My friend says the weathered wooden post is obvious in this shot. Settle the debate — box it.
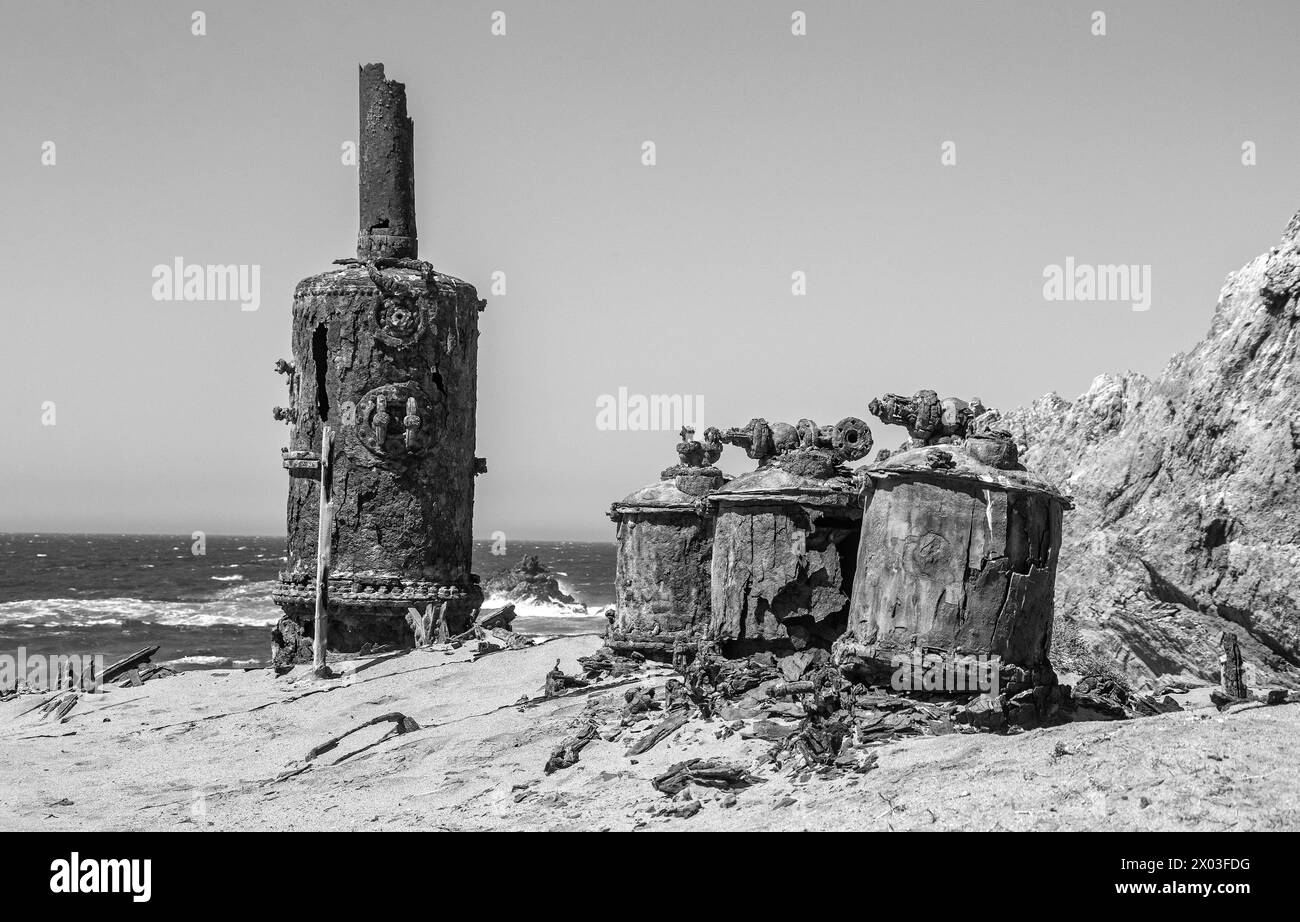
[272,64,487,664]
[313,426,333,674]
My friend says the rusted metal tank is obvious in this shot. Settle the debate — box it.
[707,465,864,656]
[605,431,725,660]
[704,416,873,656]
[838,444,1072,675]
[270,65,485,659]
[608,477,718,657]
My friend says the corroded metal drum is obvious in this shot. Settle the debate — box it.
[608,477,717,657]
[708,466,863,655]
[273,263,484,649]
[605,431,726,660]
[839,444,1072,672]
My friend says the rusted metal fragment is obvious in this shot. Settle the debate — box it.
[709,495,861,653]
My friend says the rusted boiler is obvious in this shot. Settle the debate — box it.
[271,64,486,659]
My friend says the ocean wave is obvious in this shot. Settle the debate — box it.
[0,582,281,628]
[0,584,610,635]
[161,655,235,668]
[483,594,608,637]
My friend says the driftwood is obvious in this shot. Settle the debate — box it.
[305,712,419,762]
[652,759,761,796]
[544,719,598,774]
[516,675,646,710]
[133,664,177,685]
[114,663,177,688]
[470,626,531,659]
[102,645,161,683]
[51,696,79,723]
[449,604,517,644]
[33,692,79,723]
[626,711,689,756]
[313,426,335,674]
[13,696,57,719]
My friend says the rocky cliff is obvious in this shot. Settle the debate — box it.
[1002,213,1300,689]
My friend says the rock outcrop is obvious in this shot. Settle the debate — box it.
[1001,212,1300,689]
[483,556,582,609]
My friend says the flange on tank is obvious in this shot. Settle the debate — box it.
[707,416,873,656]
[606,427,727,661]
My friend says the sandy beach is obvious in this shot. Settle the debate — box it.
[2,636,1297,832]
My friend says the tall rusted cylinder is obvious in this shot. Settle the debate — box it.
[357,63,417,261]
[272,65,484,659]
[839,445,1071,674]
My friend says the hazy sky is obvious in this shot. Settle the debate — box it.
[2,0,1298,540]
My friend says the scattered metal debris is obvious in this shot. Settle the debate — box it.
[652,759,762,796]
[544,719,599,774]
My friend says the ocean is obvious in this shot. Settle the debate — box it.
[0,534,615,670]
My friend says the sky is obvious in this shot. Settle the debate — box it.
[1,0,1298,540]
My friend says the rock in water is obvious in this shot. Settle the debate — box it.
[1002,212,1300,689]
[483,556,582,608]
